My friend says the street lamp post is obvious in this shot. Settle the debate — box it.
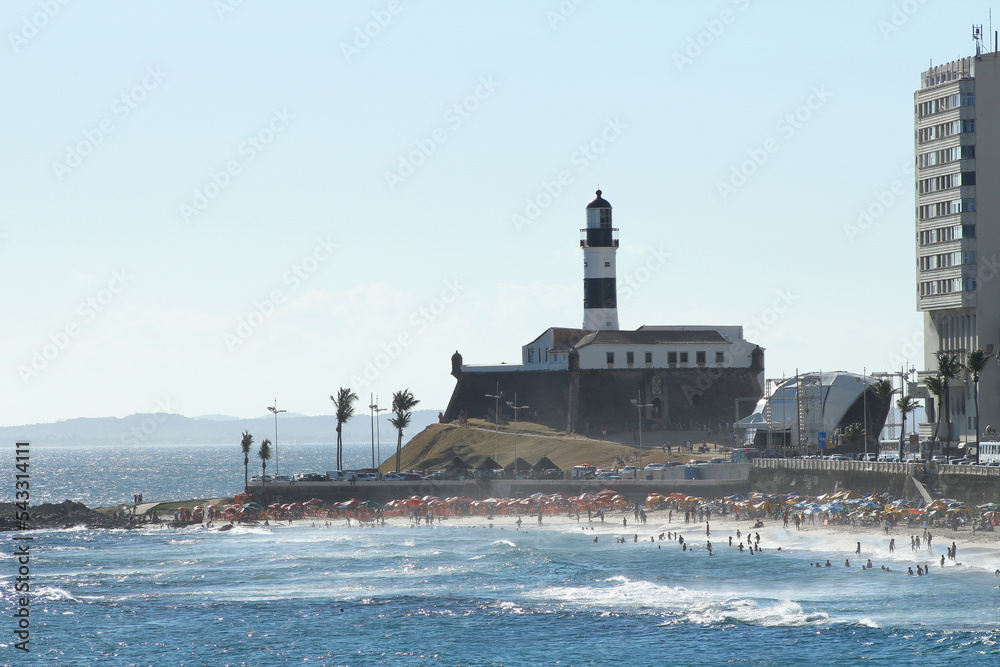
[631,392,652,472]
[267,400,287,477]
[485,383,504,464]
[368,394,376,469]
[506,393,529,480]
[372,398,386,475]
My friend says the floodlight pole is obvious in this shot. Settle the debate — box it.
[631,391,653,471]
[507,393,529,480]
[485,383,504,463]
[267,400,287,477]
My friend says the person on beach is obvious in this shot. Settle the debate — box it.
[856,542,861,555]
[889,538,895,553]
[516,517,522,529]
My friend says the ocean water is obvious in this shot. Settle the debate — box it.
[1,442,376,508]
[3,517,1000,665]
[3,445,1000,665]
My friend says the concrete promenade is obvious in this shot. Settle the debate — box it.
[248,459,1000,506]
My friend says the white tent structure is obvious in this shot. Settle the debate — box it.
[735,371,887,453]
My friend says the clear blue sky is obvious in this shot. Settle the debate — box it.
[1,0,991,426]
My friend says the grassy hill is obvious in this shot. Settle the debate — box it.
[380,418,723,472]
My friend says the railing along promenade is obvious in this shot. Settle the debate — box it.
[753,458,1000,477]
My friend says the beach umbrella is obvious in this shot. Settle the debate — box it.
[475,456,503,471]
[360,500,381,508]
[446,456,474,470]
[532,456,561,471]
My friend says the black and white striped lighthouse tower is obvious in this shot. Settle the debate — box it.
[580,189,619,330]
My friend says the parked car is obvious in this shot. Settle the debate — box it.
[272,474,292,482]
[620,466,640,479]
[249,474,272,483]
[382,472,408,481]
[597,472,622,480]
[425,470,445,480]
[295,472,326,482]
[643,463,666,471]
[708,457,727,464]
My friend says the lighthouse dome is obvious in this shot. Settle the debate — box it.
[586,189,611,209]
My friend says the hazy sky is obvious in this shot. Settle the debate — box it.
[2,1,991,427]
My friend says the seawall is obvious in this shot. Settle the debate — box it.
[250,460,1000,506]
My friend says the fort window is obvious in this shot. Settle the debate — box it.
[668,351,677,364]
[626,351,634,366]
[716,351,724,363]
[696,351,706,364]
[679,352,688,363]
[606,351,614,366]
[645,352,653,365]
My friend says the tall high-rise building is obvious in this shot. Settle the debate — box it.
[915,46,999,448]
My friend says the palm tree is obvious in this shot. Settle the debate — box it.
[389,388,420,473]
[258,438,272,501]
[966,348,994,462]
[870,378,896,458]
[923,374,946,459]
[240,430,254,488]
[331,387,358,471]
[936,352,962,456]
[896,395,920,457]
[842,422,864,460]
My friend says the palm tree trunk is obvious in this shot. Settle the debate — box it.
[395,430,402,473]
[244,455,249,488]
[974,380,981,463]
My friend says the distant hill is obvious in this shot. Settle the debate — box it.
[0,410,442,447]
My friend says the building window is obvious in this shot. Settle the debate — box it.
[668,352,677,364]
[645,352,653,364]
[716,351,724,363]
[607,352,614,366]
[626,351,634,366]
[696,351,706,364]
[679,352,689,363]
[604,261,610,267]
[527,348,534,363]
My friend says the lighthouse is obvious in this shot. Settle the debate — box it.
[581,189,619,330]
